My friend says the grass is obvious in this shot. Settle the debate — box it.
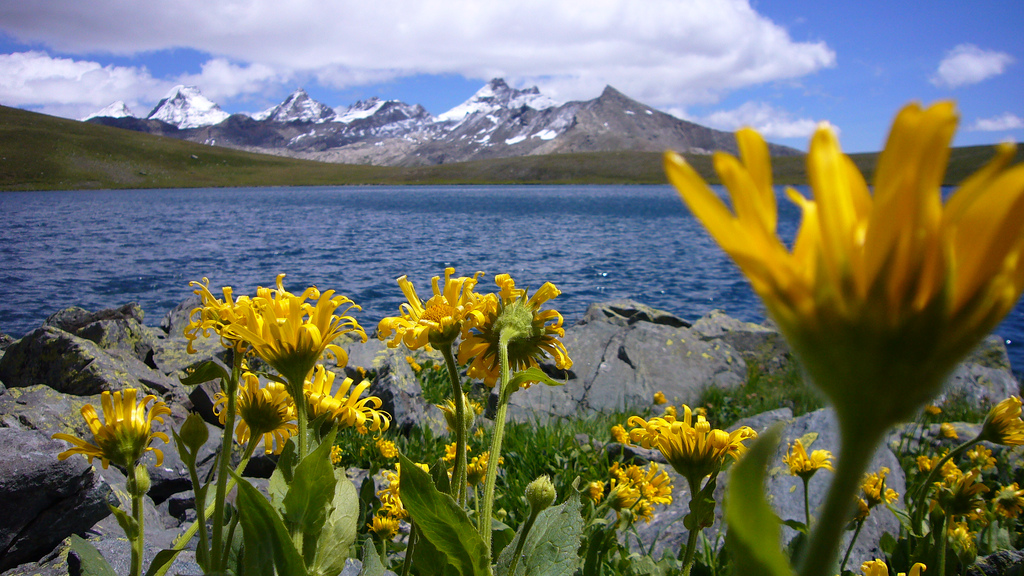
[3,104,1021,191]
[697,363,827,429]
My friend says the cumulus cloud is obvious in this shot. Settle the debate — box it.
[931,44,1014,88]
[970,112,1024,132]
[176,58,288,102]
[0,0,835,110]
[696,101,823,139]
[0,51,167,118]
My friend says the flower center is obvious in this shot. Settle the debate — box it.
[422,302,458,324]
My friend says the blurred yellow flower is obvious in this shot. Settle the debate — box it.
[376,438,399,460]
[458,274,572,387]
[611,424,630,444]
[931,468,989,517]
[993,482,1024,519]
[368,513,401,540]
[466,451,498,487]
[783,438,834,480]
[405,355,422,373]
[653,391,667,405]
[627,405,756,488]
[947,521,976,557]
[925,405,942,416]
[861,560,926,576]
[53,388,170,469]
[213,372,297,455]
[940,422,959,440]
[965,445,996,471]
[916,453,959,480]
[378,267,484,349]
[979,396,1024,445]
[305,365,390,433]
[586,480,605,504]
[330,445,343,466]
[861,467,898,508]
[665,101,1024,432]
[222,274,365,388]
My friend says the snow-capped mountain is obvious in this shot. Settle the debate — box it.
[86,78,800,166]
[147,86,230,129]
[82,101,135,121]
[253,88,335,123]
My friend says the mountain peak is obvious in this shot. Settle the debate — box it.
[83,100,135,121]
[437,78,559,122]
[147,85,229,129]
[255,88,335,123]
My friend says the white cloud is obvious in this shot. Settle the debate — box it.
[0,0,836,111]
[970,112,1024,132]
[931,44,1014,88]
[176,59,287,102]
[696,101,823,139]
[0,51,168,118]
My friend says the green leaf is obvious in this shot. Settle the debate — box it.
[70,534,118,576]
[230,469,309,576]
[180,359,230,386]
[504,367,565,402]
[282,428,339,562]
[399,453,489,576]
[310,467,360,576]
[108,503,138,540]
[358,538,387,576]
[143,549,183,576]
[724,423,794,576]
[496,491,583,576]
[489,518,516,559]
[430,457,452,495]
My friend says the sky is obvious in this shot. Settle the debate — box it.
[0,0,1020,153]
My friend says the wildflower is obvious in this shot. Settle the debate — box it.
[861,467,898,508]
[443,441,460,463]
[368,513,401,540]
[931,468,989,518]
[331,445,344,466]
[458,274,572,387]
[662,405,677,419]
[979,396,1024,445]
[376,438,399,460]
[378,267,485,349]
[466,452,499,487]
[947,521,976,557]
[925,405,942,416]
[611,424,630,444]
[861,560,926,576]
[213,372,297,455]
[53,389,170,469]
[221,274,366,390]
[993,482,1024,519]
[405,355,422,372]
[436,394,475,434]
[665,102,1024,435]
[965,445,996,471]
[940,422,959,439]
[184,277,253,353]
[377,467,407,520]
[916,453,959,480]
[783,438,834,480]
[586,480,605,504]
[526,475,557,512]
[653,391,667,405]
[305,365,391,433]
[627,404,756,489]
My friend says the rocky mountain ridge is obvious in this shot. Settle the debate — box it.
[86,79,800,167]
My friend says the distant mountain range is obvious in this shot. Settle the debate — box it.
[85,79,800,166]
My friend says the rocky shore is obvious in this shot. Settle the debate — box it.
[0,298,1020,576]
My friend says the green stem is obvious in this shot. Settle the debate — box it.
[680,524,701,576]
[440,343,469,506]
[839,519,864,573]
[127,465,145,576]
[506,509,540,576]
[802,476,812,528]
[797,423,883,576]
[210,352,242,572]
[401,524,418,576]
[937,513,949,576]
[479,333,513,563]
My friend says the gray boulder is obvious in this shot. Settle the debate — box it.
[0,427,116,571]
[966,550,1024,576]
[0,326,178,397]
[0,385,99,439]
[45,303,157,364]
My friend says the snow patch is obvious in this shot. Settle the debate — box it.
[83,100,135,121]
[505,135,527,145]
[532,129,557,140]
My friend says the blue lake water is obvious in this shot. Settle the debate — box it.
[2,185,1023,374]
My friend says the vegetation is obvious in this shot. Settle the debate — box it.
[2,105,1020,191]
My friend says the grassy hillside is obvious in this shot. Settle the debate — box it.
[1,105,1019,191]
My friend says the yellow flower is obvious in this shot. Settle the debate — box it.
[940,422,959,440]
[458,274,572,388]
[53,389,170,469]
[405,355,423,373]
[330,445,344,466]
[653,391,667,405]
[213,372,297,455]
[611,424,630,444]
[783,438,834,480]
[443,441,459,463]
[626,405,756,488]
[378,267,485,349]
[184,277,254,353]
[925,405,942,416]
[221,274,366,389]
[861,467,898,508]
[376,438,399,460]
[436,394,475,433]
[916,453,959,480]
[377,467,407,520]
[979,396,1024,445]
[993,482,1024,519]
[586,480,605,504]
[947,521,976,557]
[931,468,989,518]
[860,560,926,576]
[965,445,996,471]
[368,513,401,540]
[665,102,1024,433]
[305,365,391,433]
[466,451,498,487]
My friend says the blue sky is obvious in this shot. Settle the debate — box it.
[0,0,1019,153]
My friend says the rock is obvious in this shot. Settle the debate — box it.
[45,304,156,364]
[0,427,116,571]
[160,295,202,337]
[691,309,793,374]
[0,539,73,576]
[966,549,1024,576]
[579,299,691,328]
[0,331,14,350]
[0,326,178,397]
[0,385,100,439]
[92,465,184,551]
[939,336,1020,406]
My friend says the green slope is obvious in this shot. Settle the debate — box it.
[1,105,1019,191]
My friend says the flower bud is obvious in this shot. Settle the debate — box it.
[525,475,556,512]
[129,464,151,497]
[178,413,209,456]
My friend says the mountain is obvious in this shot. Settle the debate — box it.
[147,85,230,129]
[82,101,135,121]
[86,79,800,165]
[252,88,335,123]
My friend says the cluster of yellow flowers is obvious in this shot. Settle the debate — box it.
[589,461,673,524]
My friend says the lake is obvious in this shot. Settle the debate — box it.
[2,185,1023,374]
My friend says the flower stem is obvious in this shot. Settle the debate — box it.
[802,476,812,528]
[440,343,468,506]
[797,423,883,576]
[839,519,864,573]
[680,524,701,576]
[127,465,145,576]
[479,333,513,563]
[210,352,242,572]
[506,508,541,576]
